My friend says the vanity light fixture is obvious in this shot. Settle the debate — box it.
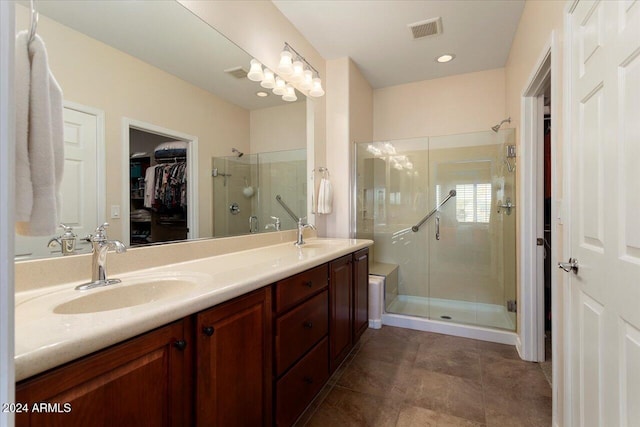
[309,77,325,97]
[260,69,276,88]
[436,53,456,63]
[283,84,297,102]
[273,77,286,95]
[300,69,313,90]
[248,42,325,100]
[291,60,304,83]
[278,50,294,75]
[247,59,264,81]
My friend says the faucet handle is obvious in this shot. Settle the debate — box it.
[93,223,110,241]
[59,223,76,239]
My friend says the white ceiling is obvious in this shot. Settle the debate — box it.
[272,0,525,89]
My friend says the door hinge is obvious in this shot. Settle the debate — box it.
[537,238,544,246]
[507,300,517,313]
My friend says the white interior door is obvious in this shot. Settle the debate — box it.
[566,1,640,426]
[15,107,99,258]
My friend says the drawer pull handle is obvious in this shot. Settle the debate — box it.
[304,281,313,288]
[303,321,313,329]
[202,326,215,336]
[303,376,314,384]
[173,340,187,351]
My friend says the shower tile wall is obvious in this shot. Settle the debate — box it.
[212,156,257,237]
[213,149,306,237]
[258,154,307,230]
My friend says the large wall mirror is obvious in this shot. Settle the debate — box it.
[15,0,309,260]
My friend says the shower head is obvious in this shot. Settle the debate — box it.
[231,148,244,157]
[492,117,511,133]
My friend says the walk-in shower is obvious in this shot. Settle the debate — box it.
[354,129,517,342]
[212,148,306,237]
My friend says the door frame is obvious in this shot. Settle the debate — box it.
[121,118,199,246]
[518,30,563,424]
[0,2,15,425]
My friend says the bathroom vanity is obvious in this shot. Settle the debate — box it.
[14,238,370,427]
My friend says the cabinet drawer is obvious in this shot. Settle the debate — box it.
[275,264,328,313]
[276,338,329,427]
[275,290,328,376]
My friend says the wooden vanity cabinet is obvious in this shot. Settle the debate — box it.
[195,287,272,427]
[353,248,369,343]
[15,247,369,427]
[329,254,353,372]
[273,264,329,427]
[15,319,192,427]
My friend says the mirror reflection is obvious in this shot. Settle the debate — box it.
[14,0,308,260]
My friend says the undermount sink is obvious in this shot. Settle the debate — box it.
[53,277,200,314]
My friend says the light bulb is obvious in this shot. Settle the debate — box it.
[300,69,313,90]
[309,77,325,97]
[247,59,264,82]
[277,50,293,76]
[260,69,275,88]
[290,60,304,83]
[282,84,297,102]
[273,77,286,95]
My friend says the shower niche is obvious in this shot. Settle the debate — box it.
[354,129,517,332]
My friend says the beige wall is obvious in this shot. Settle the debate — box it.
[250,101,306,153]
[373,68,507,141]
[16,5,250,241]
[325,58,373,238]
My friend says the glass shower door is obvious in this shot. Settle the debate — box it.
[427,130,516,330]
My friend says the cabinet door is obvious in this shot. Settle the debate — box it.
[329,254,353,372]
[196,287,272,427]
[16,320,192,427]
[353,248,369,343]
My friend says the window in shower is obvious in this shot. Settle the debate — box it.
[455,183,492,223]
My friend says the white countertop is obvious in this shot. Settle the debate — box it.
[15,238,372,382]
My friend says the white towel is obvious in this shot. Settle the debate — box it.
[15,32,64,236]
[317,177,333,214]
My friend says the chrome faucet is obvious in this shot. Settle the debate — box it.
[265,216,281,231]
[47,223,77,255]
[76,223,126,290]
[296,217,316,246]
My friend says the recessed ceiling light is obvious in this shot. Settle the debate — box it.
[436,54,455,63]
[256,91,269,97]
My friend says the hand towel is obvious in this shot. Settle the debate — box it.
[15,32,32,224]
[317,177,333,214]
[15,32,64,236]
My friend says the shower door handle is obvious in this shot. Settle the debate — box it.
[435,216,440,240]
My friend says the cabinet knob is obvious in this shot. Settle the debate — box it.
[202,326,215,336]
[303,376,314,384]
[304,281,313,288]
[173,340,187,351]
[303,321,313,329]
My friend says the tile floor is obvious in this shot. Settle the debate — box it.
[296,326,552,427]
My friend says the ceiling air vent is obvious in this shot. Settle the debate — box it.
[408,17,443,40]
[224,66,248,79]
